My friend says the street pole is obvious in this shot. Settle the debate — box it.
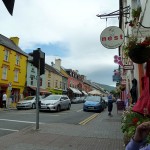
[36,61,40,130]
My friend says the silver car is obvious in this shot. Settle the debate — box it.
[40,95,71,112]
[16,96,42,110]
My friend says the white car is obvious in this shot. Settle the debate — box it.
[16,96,42,110]
[40,95,71,112]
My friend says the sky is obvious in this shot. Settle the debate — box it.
[0,0,120,87]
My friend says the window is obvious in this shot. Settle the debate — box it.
[4,50,9,61]
[48,80,50,87]
[55,80,58,88]
[40,78,42,86]
[16,54,20,65]
[30,75,35,85]
[60,81,62,89]
[31,67,35,73]
[2,66,8,79]
[48,72,51,78]
[14,69,19,82]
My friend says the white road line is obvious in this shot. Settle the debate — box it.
[77,109,83,112]
[0,119,45,124]
[0,128,19,132]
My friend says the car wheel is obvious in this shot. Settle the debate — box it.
[32,103,36,109]
[57,105,61,112]
[67,104,71,110]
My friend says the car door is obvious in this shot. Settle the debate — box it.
[60,97,65,109]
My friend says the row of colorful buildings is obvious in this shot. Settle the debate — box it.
[0,34,106,107]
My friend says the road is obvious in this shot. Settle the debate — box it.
[0,103,100,137]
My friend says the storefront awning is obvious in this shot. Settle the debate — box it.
[28,86,50,93]
[82,91,88,95]
[69,87,82,94]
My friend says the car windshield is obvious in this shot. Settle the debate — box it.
[43,95,61,100]
[24,96,35,100]
[85,96,100,102]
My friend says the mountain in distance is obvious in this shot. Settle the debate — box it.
[99,84,116,92]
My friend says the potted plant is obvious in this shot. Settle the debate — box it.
[121,106,150,146]
[132,7,142,21]
[123,36,150,64]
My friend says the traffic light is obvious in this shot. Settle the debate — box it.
[29,48,45,75]
[2,0,15,15]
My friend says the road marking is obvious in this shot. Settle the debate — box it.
[0,128,19,132]
[79,113,99,125]
[0,119,45,124]
[76,109,82,112]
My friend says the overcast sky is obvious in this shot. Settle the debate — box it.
[0,0,120,86]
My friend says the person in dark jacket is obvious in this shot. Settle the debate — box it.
[107,93,113,116]
[130,78,138,104]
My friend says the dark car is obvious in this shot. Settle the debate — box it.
[83,96,105,112]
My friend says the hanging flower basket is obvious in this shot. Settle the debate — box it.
[128,45,150,64]
[123,37,150,64]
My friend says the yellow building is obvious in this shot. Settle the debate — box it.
[0,34,28,107]
[45,63,63,94]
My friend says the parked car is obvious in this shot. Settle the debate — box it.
[71,97,86,104]
[40,95,71,112]
[16,95,42,110]
[83,96,105,112]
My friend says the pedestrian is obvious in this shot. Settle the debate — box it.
[2,92,7,108]
[125,121,150,150]
[107,93,113,116]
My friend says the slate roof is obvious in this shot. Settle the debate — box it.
[45,63,62,76]
[0,34,28,57]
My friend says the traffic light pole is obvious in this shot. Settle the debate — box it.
[36,61,40,130]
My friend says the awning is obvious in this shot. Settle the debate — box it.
[28,86,50,93]
[69,87,82,94]
[82,91,88,95]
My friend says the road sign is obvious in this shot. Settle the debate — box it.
[132,27,150,37]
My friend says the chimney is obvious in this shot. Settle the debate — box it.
[10,37,19,46]
[54,59,61,71]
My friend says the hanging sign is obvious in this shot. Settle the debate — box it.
[123,65,134,70]
[100,26,124,49]
[132,27,150,38]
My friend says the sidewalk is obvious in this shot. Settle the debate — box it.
[0,104,124,150]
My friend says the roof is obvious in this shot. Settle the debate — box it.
[45,64,62,76]
[0,34,28,57]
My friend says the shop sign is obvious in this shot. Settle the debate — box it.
[100,26,125,49]
[132,27,150,38]
[123,65,134,70]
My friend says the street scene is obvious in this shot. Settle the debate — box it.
[1,0,150,150]
[0,103,124,150]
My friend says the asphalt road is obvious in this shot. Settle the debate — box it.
[0,103,100,137]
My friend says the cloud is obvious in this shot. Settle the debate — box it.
[0,0,120,86]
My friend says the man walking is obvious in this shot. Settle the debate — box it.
[2,92,7,108]
[107,93,113,116]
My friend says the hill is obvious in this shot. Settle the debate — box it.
[99,84,116,92]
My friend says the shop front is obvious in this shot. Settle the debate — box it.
[0,84,8,108]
